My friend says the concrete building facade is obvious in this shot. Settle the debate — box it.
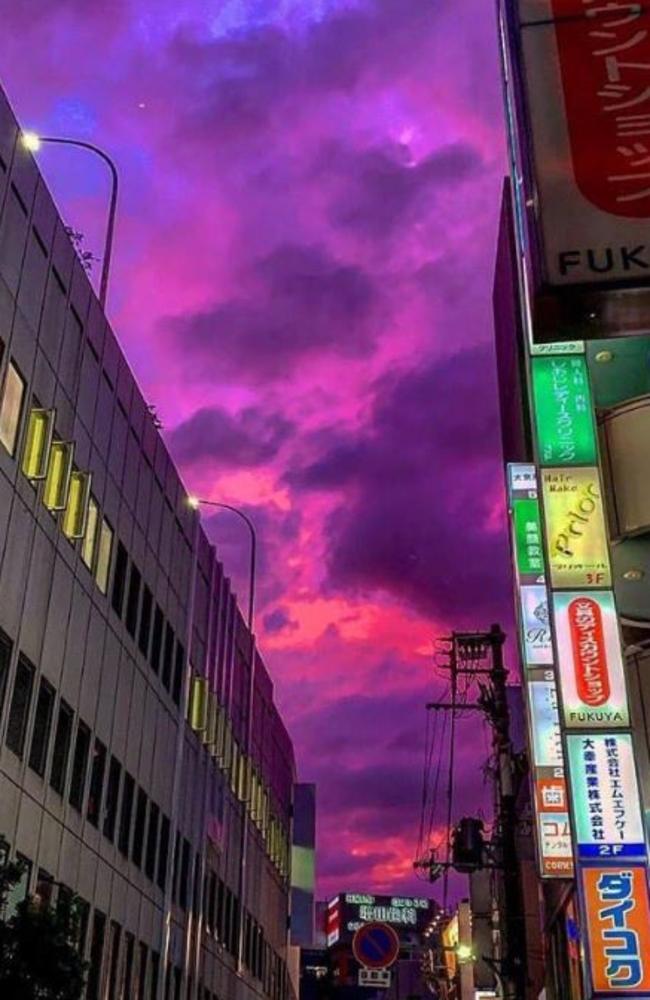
[0,86,297,1000]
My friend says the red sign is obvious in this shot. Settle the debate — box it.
[551,0,650,219]
[582,866,650,993]
[568,597,611,707]
[352,923,400,970]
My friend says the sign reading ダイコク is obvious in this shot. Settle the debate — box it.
[518,0,650,286]
[582,866,650,993]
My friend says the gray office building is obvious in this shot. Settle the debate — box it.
[0,85,300,1000]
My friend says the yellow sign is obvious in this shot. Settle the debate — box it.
[541,468,611,589]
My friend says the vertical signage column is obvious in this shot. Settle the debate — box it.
[532,353,650,997]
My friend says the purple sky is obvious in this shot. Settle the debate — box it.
[0,0,515,898]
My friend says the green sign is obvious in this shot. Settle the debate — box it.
[513,497,544,580]
[532,356,596,465]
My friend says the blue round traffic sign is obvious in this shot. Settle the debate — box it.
[352,922,400,970]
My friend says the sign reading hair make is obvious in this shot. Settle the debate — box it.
[518,0,650,286]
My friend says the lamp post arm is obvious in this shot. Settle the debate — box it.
[193,500,257,633]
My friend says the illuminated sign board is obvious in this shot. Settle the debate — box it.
[517,1,650,288]
[541,468,611,589]
[581,866,650,994]
[513,498,544,581]
[532,356,596,466]
[528,679,563,768]
[333,894,434,942]
[507,463,537,500]
[530,342,584,356]
[567,734,646,861]
[520,585,553,665]
[553,592,629,728]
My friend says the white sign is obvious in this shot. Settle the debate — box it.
[567,733,647,861]
[520,585,553,665]
[359,970,391,990]
[528,679,564,769]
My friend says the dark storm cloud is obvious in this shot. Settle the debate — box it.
[263,607,299,635]
[164,243,382,381]
[289,346,511,624]
[169,405,293,468]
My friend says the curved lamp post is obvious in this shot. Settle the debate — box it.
[21,131,118,310]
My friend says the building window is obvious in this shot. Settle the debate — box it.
[103,756,121,842]
[62,470,92,539]
[157,814,170,891]
[137,942,148,1000]
[49,700,73,795]
[150,605,164,675]
[145,801,159,881]
[6,853,32,917]
[69,720,91,811]
[87,739,107,828]
[82,496,99,570]
[27,677,55,776]
[171,832,181,903]
[172,641,184,706]
[107,921,121,1000]
[150,951,160,1000]
[21,407,54,479]
[43,440,74,511]
[0,360,25,456]
[138,585,153,658]
[0,628,13,720]
[123,932,135,999]
[96,517,113,594]
[5,655,35,758]
[87,910,106,1000]
[132,788,147,868]
[162,623,174,690]
[125,563,141,638]
[179,839,190,910]
[111,540,128,616]
[35,867,54,908]
[118,772,135,857]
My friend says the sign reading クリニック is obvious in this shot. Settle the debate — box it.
[518,0,650,287]
[541,468,611,589]
[567,734,647,861]
[581,866,650,993]
[532,356,596,466]
[553,592,630,728]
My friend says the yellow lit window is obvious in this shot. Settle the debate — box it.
[189,676,208,732]
[230,742,240,795]
[43,441,74,511]
[21,408,54,479]
[82,497,99,570]
[95,518,113,594]
[0,361,25,456]
[63,471,91,539]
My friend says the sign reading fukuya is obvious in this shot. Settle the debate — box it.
[582,866,650,994]
[553,591,630,728]
[518,0,650,287]
[532,356,596,465]
[541,468,611,588]
[567,734,647,860]
[520,585,553,665]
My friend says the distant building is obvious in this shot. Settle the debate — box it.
[0,85,299,1000]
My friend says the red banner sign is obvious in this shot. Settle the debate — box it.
[568,596,611,707]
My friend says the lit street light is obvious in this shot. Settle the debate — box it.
[21,131,119,310]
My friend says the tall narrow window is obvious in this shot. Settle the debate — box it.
[172,641,184,707]
[86,910,105,1000]
[162,623,174,690]
[62,470,91,539]
[107,921,121,1000]
[111,541,128,616]
[0,360,25,455]
[179,839,190,910]
[82,496,99,570]
[68,721,91,811]
[138,585,153,658]
[145,801,159,881]
[123,932,135,999]
[150,605,164,675]
[5,655,35,758]
[137,942,148,1000]
[50,700,73,794]
[43,440,74,511]
[150,952,160,1000]
[103,756,121,841]
[95,517,113,594]
[0,628,13,720]
[21,408,54,479]
[28,677,55,776]
[132,788,147,868]
[118,772,135,857]
[125,563,141,638]
[6,854,32,917]
[86,739,107,828]
[157,814,170,891]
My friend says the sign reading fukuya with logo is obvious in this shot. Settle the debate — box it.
[532,356,596,465]
[518,0,650,287]
[567,734,647,860]
[553,591,630,727]
[582,866,650,994]
[541,468,611,588]
[520,585,553,665]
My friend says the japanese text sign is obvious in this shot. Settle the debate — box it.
[582,866,650,993]
[554,591,630,728]
[518,0,650,287]
[532,356,597,465]
[529,679,565,767]
[513,498,545,581]
[567,733,647,860]
[541,468,612,588]
[534,781,574,876]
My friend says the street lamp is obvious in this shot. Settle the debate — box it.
[20,131,118,310]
